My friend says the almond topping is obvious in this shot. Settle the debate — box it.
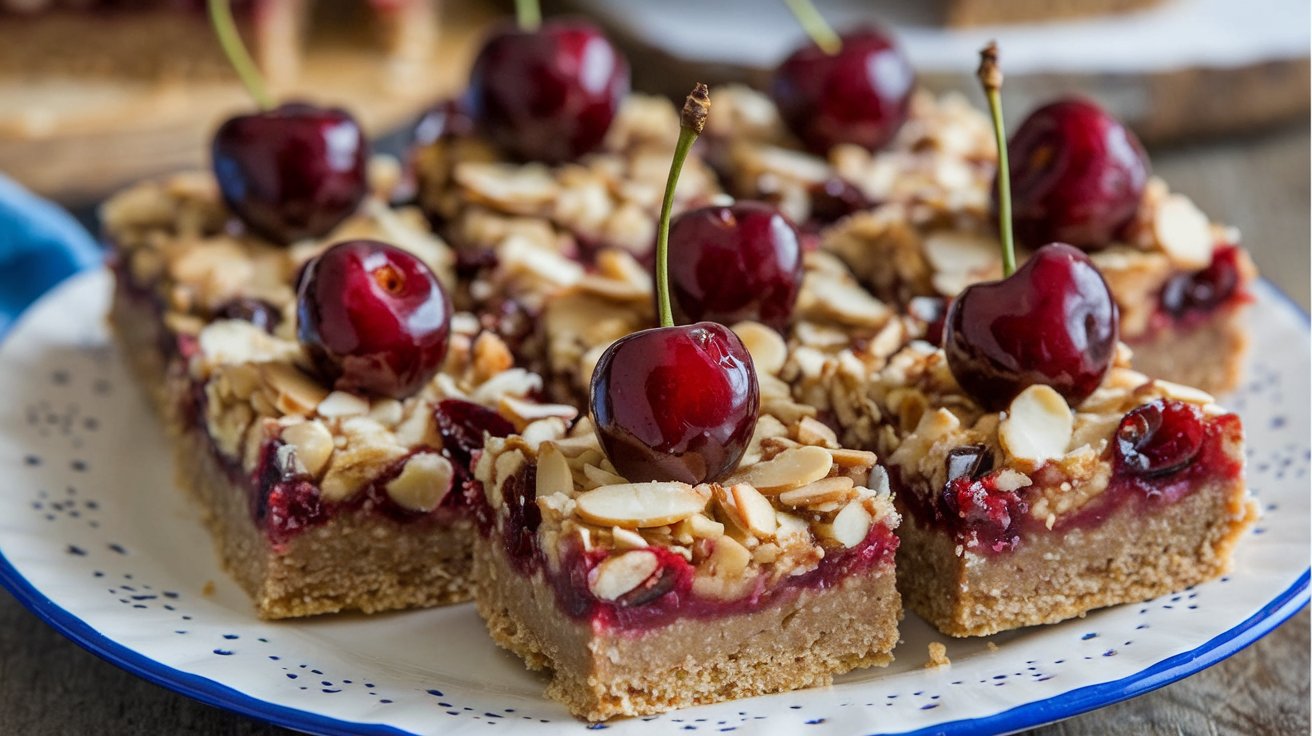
[279,421,334,477]
[777,476,855,507]
[1144,379,1215,406]
[728,445,834,493]
[1153,194,1213,270]
[825,447,878,468]
[385,452,454,512]
[705,535,752,577]
[796,417,839,448]
[825,500,873,548]
[317,390,370,418]
[588,550,659,601]
[259,363,328,415]
[729,484,778,537]
[583,463,628,488]
[999,385,1074,466]
[574,482,707,528]
[611,526,650,550]
[499,396,579,428]
[732,321,787,376]
[536,443,574,498]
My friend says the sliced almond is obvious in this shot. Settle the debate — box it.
[795,417,839,448]
[1153,194,1213,270]
[999,385,1074,466]
[687,513,726,539]
[825,447,878,468]
[317,390,370,418]
[456,161,558,210]
[499,395,579,428]
[825,501,873,548]
[923,229,999,274]
[777,476,856,507]
[729,484,778,537]
[804,273,891,327]
[574,482,707,528]
[1145,379,1215,406]
[259,363,329,416]
[521,417,569,448]
[705,535,752,577]
[611,526,650,551]
[536,443,575,497]
[728,445,834,493]
[732,321,787,376]
[280,421,334,477]
[583,463,629,488]
[385,452,454,512]
[588,550,659,601]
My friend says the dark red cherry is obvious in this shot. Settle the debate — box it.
[943,243,1118,411]
[1160,245,1242,320]
[771,26,914,155]
[590,323,759,484]
[297,240,451,399]
[1004,98,1149,250]
[809,177,876,224]
[213,297,282,334]
[411,98,476,147]
[212,102,368,245]
[668,202,803,332]
[1114,399,1205,478]
[468,19,629,163]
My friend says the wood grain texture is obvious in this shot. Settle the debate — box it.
[0,125,1307,736]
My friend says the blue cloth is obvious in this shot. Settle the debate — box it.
[0,175,103,336]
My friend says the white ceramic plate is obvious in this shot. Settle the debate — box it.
[0,270,1307,736]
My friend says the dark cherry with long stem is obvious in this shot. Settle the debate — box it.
[668,201,803,333]
[467,0,629,164]
[591,85,760,485]
[207,0,368,245]
[297,240,451,399]
[944,43,1118,411]
[1003,98,1150,250]
[771,2,914,155]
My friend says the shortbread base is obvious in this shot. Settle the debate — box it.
[110,280,473,619]
[1129,307,1249,396]
[473,538,901,721]
[897,477,1258,638]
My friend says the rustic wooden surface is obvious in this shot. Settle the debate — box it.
[0,123,1307,736]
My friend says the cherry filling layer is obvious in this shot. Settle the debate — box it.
[1146,246,1250,335]
[897,400,1243,554]
[475,460,899,632]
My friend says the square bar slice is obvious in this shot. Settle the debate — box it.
[470,415,900,721]
[804,334,1258,637]
[103,171,575,618]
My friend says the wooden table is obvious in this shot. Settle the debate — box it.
[0,123,1307,736]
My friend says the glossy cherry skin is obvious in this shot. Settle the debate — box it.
[1114,399,1205,478]
[1003,98,1150,251]
[668,202,803,333]
[943,243,1118,411]
[467,19,629,163]
[297,240,451,399]
[411,97,476,147]
[212,103,368,245]
[770,26,914,155]
[590,323,760,485]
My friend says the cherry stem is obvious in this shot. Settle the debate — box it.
[783,0,841,55]
[515,0,541,32]
[978,41,1015,278]
[655,83,710,329]
[209,0,273,110]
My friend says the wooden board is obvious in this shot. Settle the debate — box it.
[0,0,500,205]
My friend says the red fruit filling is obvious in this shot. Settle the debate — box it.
[1150,245,1248,333]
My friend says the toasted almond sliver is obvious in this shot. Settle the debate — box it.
[583,463,628,488]
[575,482,707,528]
[317,390,370,418]
[1147,379,1215,406]
[777,476,855,507]
[687,513,726,539]
[500,395,579,427]
[825,447,878,468]
[730,484,778,537]
[825,501,873,548]
[732,321,787,376]
[260,363,329,414]
[280,421,335,477]
[589,550,659,601]
[705,535,752,577]
[796,416,839,448]
[1153,194,1213,270]
[999,385,1074,465]
[729,445,834,493]
[385,452,454,512]
[536,443,574,497]
[611,526,650,550]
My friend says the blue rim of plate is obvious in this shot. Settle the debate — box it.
[0,269,1308,736]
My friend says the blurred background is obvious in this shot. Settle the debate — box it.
[0,1,1308,734]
